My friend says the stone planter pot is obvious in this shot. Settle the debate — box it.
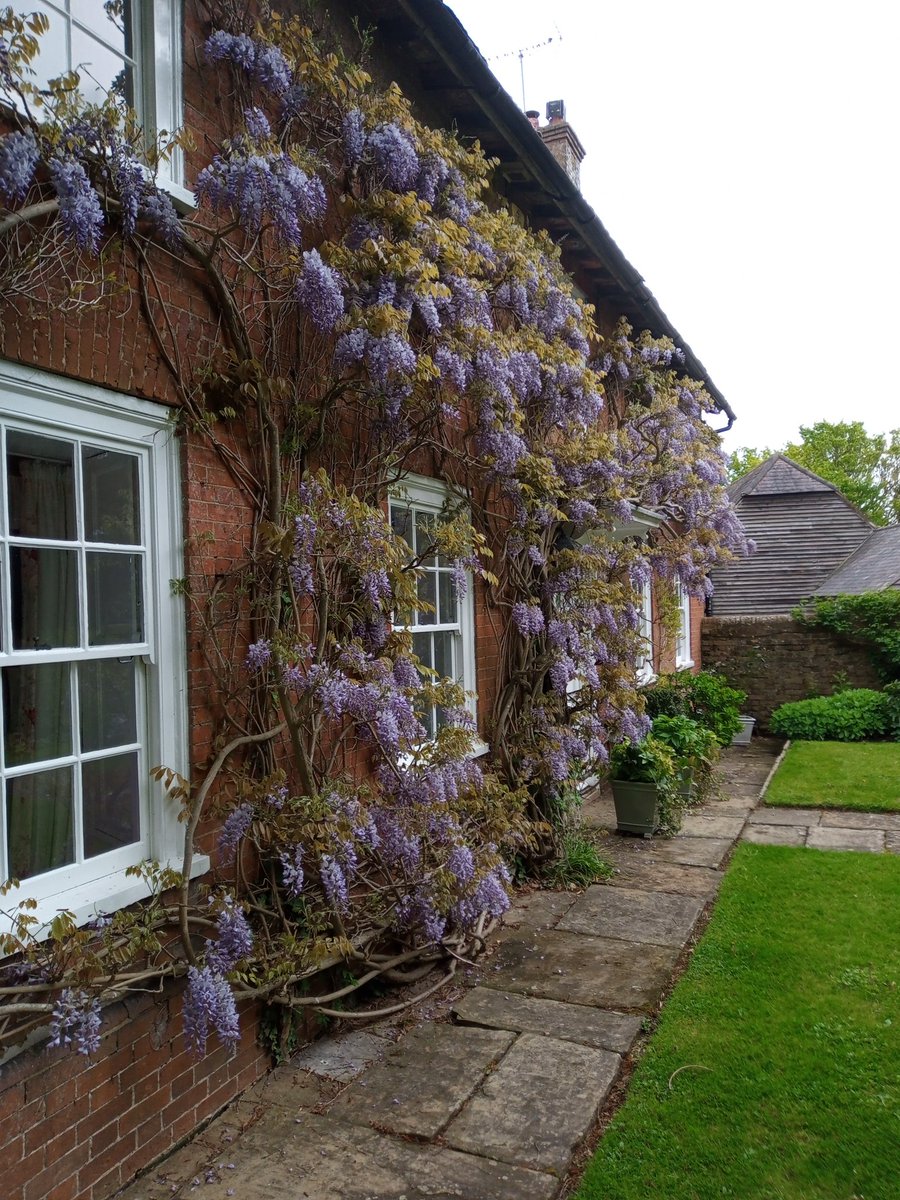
[676,765,695,800]
[731,715,756,746]
[610,779,660,837]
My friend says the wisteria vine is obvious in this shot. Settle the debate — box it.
[0,4,749,1060]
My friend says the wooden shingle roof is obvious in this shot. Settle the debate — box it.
[728,454,835,502]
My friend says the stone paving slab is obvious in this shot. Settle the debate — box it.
[452,986,642,1052]
[748,806,822,826]
[559,885,704,948]
[678,812,748,840]
[484,928,680,1011]
[288,1030,393,1083]
[805,826,886,853]
[742,823,808,846]
[819,810,900,830]
[444,1033,620,1173]
[887,831,900,853]
[642,836,733,868]
[505,888,578,930]
[187,1111,559,1200]
[605,858,723,898]
[331,1023,514,1138]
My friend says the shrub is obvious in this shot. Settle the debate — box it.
[770,688,891,741]
[609,735,688,835]
[643,670,746,746]
[650,714,720,804]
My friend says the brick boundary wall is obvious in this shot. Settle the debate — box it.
[701,615,882,730]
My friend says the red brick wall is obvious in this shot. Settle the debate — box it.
[0,986,266,1200]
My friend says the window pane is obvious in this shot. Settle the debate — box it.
[28,2,69,91]
[6,767,74,880]
[438,571,457,624]
[3,663,72,766]
[82,446,140,543]
[70,23,133,107]
[415,570,436,624]
[414,511,436,564]
[11,547,78,649]
[80,659,137,751]
[433,630,455,681]
[83,752,140,858]
[412,632,432,669]
[390,504,412,549]
[87,552,143,644]
[7,430,76,540]
[76,0,134,50]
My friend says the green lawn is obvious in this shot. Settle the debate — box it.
[765,740,900,811]
[572,844,900,1200]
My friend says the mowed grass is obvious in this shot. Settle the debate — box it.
[572,844,900,1200]
[765,740,900,812]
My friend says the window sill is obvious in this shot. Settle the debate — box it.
[157,175,196,213]
[675,658,695,671]
[0,853,210,944]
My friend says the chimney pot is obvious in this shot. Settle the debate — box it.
[546,99,565,124]
[525,109,540,130]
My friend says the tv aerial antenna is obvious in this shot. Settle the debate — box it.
[489,28,563,111]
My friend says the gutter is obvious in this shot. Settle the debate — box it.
[392,0,737,429]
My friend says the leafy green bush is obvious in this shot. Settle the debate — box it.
[881,681,900,741]
[794,589,900,681]
[650,714,721,804]
[770,689,891,741]
[643,670,746,746]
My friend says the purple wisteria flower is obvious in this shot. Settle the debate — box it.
[195,151,325,246]
[320,854,350,912]
[446,844,475,885]
[139,190,184,248]
[48,988,102,1056]
[246,639,272,671]
[368,122,419,190]
[511,602,545,637]
[280,845,304,897]
[294,248,345,332]
[204,31,292,95]
[183,966,240,1057]
[219,803,254,856]
[50,157,105,253]
[342,108,366,168]
[0,130,40,203]
[244,106,271,140]
[207,897,254,973]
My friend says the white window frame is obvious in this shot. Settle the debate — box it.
[637,578,655,683]
[0,362,204,938]
[388,475,484,753]
[675,584,693,669]
[23,1,190,205]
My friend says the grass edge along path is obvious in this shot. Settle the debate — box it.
[571,844,900,1200]
[764,740,900,812]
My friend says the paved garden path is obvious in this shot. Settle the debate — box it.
[117,738,809,1200]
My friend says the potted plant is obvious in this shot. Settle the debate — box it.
[608,734,679,837]
[650,715,719,801]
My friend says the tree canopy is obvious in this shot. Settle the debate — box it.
[728,421,900,525]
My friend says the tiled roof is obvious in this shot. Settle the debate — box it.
[815,524,900,595]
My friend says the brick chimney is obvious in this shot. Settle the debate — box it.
[538,99,585,188]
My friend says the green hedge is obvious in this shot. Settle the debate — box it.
[770,688,892,741]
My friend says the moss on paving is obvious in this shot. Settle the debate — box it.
[765,740,900,812]
[572,844,900,1200]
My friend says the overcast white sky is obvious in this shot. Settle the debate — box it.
[447,0,899,454]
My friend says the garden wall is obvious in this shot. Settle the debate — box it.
[701,615,882,729]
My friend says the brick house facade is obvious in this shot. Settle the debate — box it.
[0,4,730,1198]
